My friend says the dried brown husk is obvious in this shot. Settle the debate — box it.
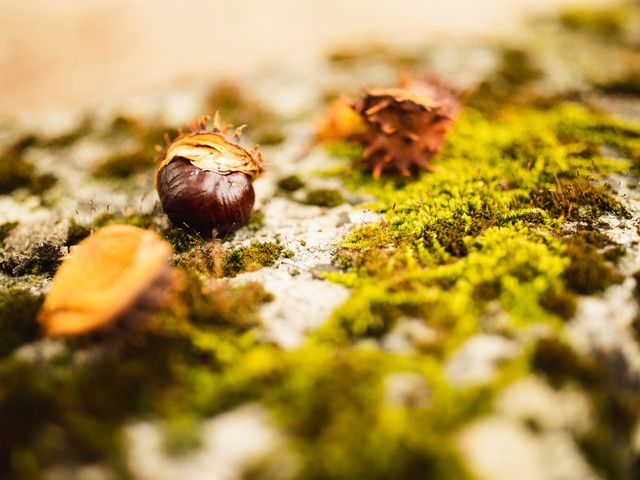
[351,77,460,178]
[155,113,263,183]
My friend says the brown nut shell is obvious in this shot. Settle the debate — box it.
[157,157,255,236]
[38,225,175,336]
[155,114,263,237]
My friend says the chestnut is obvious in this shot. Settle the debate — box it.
[156,114,263,237]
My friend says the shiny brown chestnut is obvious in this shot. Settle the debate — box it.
[156,114,263,237]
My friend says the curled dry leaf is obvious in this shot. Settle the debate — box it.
[38,225,179,336]
[155,113,264,237]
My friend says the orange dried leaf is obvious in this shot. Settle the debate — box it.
[38,225,176,336]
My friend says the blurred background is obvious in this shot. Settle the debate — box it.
[0,0,615,117]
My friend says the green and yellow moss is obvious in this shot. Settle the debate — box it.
[277,174,305,192]
[305,188,345,208]
[322,103,635,351]
[0,137,57,195]
[93,150,155,179]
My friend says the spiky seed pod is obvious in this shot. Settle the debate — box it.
[156,113,263,237]
[38,225,179,337]
[350,78,460,179]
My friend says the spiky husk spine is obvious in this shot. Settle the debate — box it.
[350,79,460,179]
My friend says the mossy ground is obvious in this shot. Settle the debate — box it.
[1,3,640,479]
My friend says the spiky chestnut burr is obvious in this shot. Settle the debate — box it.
[155,113,263,237]
[350,77,460,179]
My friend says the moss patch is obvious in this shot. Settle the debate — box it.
[0,288,42,358]
[93,211,157,230]
[93,150,154,179]
[531,337,640,478]
[0,142,57,195]
[304,188,345,208]
[0,222,18,244]
[223,241,294,277]
[277,174,305,192]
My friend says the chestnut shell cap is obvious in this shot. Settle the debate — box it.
[157,132,263,180]
[38,225,172,336]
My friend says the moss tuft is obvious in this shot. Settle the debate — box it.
[559,8,626,36]
[65,221,92,247]
[163,228,203,254]
[0,222,18,244]
[563,236,623,294]
[93,150,154,179]
[538,286,577,319]
[223,241,293,277]
[181,272,273,328]
[0,288,42,357]
[277,175,305,192]
[0,144,57,195]
[0,242,65,277]
[305,188,345,208]
[247,209,265,231]
[173,241,225,277]
[465,48,542,115]
[93,212,156,230]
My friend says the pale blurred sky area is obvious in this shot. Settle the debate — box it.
[0,0,616,116]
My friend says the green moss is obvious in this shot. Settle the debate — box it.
[247,209,265,231]
[0,270,276,478]
[36,118,92,148]
[531,337,640,478]
[181,272,273,327]
[0,242,65,277]
[465,48,542,115]
[0,151,57,196]
[162,414,202,457]
[93,150,154,178]
[163,227,202,254]
[173,241,224,277]
[223,241,293,277]
[0,222,18,244]
[563,236,623,294]
[305,188,345,208]
[538,286,577,319]
[93,211,156,230]
[559,8,626,36]
[323,103,636,351]
[277,174,305,192]
[65,221,91,247]
[325,141,364,161]
[595,71,640,96]
[0,288,42,357]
